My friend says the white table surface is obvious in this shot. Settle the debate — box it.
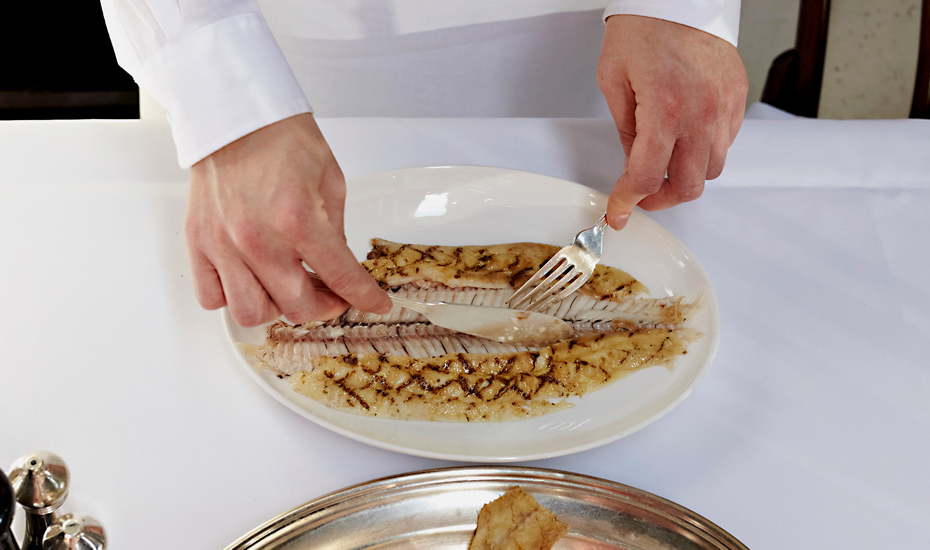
[1,114,928,549]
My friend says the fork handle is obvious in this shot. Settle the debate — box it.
[575,213,608,241]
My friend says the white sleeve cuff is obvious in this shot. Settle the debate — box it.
[603,0,741,48]
[136,12,312,168]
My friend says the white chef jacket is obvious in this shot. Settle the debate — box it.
[100,0,741,168]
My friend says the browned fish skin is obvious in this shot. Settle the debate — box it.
[364,238,648,300]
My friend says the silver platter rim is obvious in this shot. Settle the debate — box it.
[224,466,749,550]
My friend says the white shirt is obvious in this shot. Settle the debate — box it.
[100,0,741,168]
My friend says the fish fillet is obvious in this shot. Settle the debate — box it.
[364,238,649,300]
[239,239,700,422]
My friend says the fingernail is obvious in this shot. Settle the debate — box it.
[608,213,629,230]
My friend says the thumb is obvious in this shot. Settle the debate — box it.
[606,175,636,230]
[607,132,673,230]
[606,172,663,230]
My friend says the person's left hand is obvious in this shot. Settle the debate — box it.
[597,15,748,229]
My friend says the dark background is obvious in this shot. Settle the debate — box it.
[0,2,139,120]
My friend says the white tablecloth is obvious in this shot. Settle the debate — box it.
[1,113,928,549]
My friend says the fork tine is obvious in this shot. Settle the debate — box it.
[522,269,585,312]
[527,270,591,312]
[507,254,569,307]
[509,258,571,310]
[511,260,574,310]
[508,214,607,312]
[556,271,591,299]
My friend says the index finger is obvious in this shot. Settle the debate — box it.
[606,123,675,229]
[300,229,392,315]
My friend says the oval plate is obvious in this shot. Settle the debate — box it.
[224,466,748,550]
[223,166,721,462]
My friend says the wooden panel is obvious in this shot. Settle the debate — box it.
[759,0,831,117]
[794,0,832,116]
[911,0,930,117]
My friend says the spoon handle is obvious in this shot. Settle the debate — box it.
[387,295,432,317]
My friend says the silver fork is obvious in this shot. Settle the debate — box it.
[507,213,608,312]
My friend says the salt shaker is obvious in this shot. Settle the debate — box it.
[42,515,105,550]
[7,453,69,550]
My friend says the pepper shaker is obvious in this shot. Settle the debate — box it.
[0,467,18,550]
[7,453,69,550]
[42,515,105,550]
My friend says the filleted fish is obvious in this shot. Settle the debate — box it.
[239,239,700,422]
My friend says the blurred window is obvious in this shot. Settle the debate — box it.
[0,2,139,120]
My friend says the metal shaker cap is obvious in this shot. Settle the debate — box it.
[43,515,106,550]
[8,452,70,515]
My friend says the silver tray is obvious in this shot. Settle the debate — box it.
[225,466,749,550]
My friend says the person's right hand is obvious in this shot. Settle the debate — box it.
[185,113,391,327]
[597,15,748,230]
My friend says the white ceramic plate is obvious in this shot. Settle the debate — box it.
[223,166,720,462]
